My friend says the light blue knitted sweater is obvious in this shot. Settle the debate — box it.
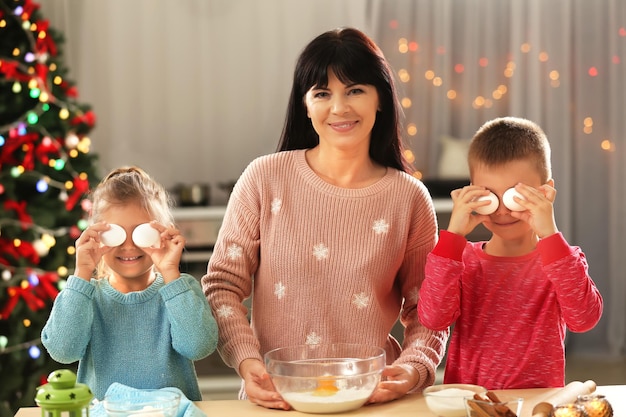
[41,273,218,400]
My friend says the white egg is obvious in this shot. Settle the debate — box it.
[474,192,499,215]
[100,224,127,247]
[132,223,160,248]
[502,187,525,211]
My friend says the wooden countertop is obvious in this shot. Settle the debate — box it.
[16,385,624,417]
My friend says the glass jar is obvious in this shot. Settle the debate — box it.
[576,394,614,417]
[550,404,589,417]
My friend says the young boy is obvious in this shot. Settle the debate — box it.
[418,117,603,389]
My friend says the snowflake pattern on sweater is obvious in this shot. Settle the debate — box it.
[202,150,448,391]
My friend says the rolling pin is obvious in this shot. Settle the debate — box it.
[531,380,597,417]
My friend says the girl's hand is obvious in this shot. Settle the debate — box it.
[447,186,492,236]
[367,364,418,404]
[73,222,113,280]
[239,358,290,410]
[509,183,559,238]
[141,222,185,283]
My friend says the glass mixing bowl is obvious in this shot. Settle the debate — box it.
[264,343,386,414]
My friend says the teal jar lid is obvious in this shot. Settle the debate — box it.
[35,369,93,409]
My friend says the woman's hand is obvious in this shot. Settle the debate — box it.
[239,358,290,410]
[73,222,112,280]
[367,364,418,404]
[141,222,185,283]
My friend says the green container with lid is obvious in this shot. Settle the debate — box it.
[35,369,93,417]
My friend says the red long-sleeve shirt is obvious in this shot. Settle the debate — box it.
[418,230,603,389]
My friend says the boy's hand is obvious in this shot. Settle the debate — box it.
[448,186,493,237]
[509,183,559,238]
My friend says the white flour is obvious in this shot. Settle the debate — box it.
[282,388,371,414]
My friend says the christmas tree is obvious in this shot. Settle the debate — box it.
[0,0,99,415]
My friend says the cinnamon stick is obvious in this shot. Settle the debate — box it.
[468,400,495,417]
[485,391,517,417]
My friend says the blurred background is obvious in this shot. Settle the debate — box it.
[4,0,621,401]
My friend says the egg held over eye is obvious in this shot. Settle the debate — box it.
[502,188,525,211]
[132,223,160,248]
[474,192,499,215]
[100,224,127,247]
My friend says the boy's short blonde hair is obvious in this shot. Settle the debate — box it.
[468,117,552,183]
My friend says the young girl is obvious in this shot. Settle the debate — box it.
[42,166,218,400]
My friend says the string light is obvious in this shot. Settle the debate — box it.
[36,179,49,192]
[54,159,66,170]
[33,239,50,257]
[65,132,80,148]
[583,117,593,135]
[28,273,39,286]
[10,166,24,177]
[76,219,89,230]
[26,112,39,124]
[388,17,623,169]
[601,140,615,152]
[28,345,41,359]
[407,123,418,136]
[403,149,415,163]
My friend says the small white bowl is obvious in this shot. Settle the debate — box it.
[423,383,487,417]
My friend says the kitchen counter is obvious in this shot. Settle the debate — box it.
[172,199,454,219]
[15,385,624,417]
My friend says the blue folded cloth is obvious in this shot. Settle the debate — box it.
[91,383,206,417]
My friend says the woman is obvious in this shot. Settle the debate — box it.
[202,27,448,409]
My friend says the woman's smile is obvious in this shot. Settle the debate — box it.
[329,120,358,131]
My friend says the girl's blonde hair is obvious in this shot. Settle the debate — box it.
[88,166,174,276]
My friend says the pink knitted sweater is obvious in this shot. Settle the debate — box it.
[418,230,603,389]
[202,150,448,389]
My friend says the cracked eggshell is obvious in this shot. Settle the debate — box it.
[132,223,160,248]
[100,224,126,247]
